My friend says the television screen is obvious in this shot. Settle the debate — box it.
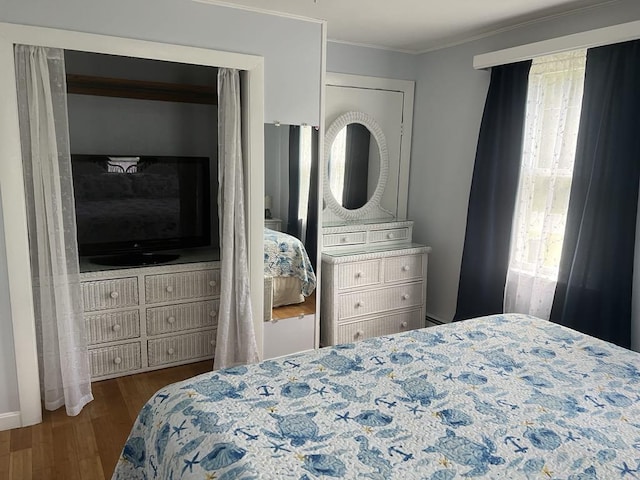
[72,155,211,257]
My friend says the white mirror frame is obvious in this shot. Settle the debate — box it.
[323,111,392,222]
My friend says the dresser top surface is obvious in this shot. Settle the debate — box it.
[322,243,431,263]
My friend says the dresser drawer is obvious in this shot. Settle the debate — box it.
[369,227,410,243]
[336,309,424,344]
[85,309,140,345]
[338,260,381,289]
[81,277,139,312]
[323,231,366,248]
[384,254,424,283]
[338,282,423,320]
[147,329,216,367]
[147,300,219,336]
[145,269,220,304]
[89,342,141,378]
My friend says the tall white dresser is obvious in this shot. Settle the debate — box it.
[321,76,428,346]
[320,221,430,346]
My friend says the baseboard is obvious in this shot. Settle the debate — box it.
[426,313,447,326]
[0,411,21,431]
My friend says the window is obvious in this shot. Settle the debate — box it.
[504,50,586,319]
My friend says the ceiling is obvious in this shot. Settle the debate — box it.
[198,0,616,52]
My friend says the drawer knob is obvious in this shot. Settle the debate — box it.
[401,321,408,328]
[355,330,364,338]
[166,285,174,293]
[356,301,365,308]
[209,310,217,317]
[387,233,394,239]
[113,356,122,365]
[402,265,410,272]
[355,272,363,278]
[112,324,121,332]
[210,340,215,346]
[402,294,410,300]
[109,291,119,299]
[340,236,348,243]
[209,280,217,287]
[167,316,176,324]
[167,348,175,355]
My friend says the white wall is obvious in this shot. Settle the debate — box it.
[0,188,19,414]
[411,0,640,322]
[0,0,323,126]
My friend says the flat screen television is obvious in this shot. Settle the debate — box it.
[72,154,211,264]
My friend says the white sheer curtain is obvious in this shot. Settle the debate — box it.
[214,68,260,369]
[15,45,93,416]
[504,50,586,319]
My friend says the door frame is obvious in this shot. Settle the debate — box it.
[0,21,264,427]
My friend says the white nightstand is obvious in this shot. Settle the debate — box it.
[264,218,283,231]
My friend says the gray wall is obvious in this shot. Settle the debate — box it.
[412,0,640,322]
[264,124,290,227]
[327,41,417,80]
[326,0,640,323]
[0,0,323,126]
[0,188,19,414]
[0,0,322,419]
[66,52,218,158]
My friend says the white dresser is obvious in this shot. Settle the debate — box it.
[320,221,431,346]
[80,260,219,380]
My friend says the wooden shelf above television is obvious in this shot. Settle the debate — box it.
[66,74,217,105]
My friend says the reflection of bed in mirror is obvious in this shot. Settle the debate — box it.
[263,123,319,321]
[264,227,316,308]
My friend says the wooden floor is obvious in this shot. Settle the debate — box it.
[271,291,316,320]
[0,361,212,480]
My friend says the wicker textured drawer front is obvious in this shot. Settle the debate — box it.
[369,227,410,243]
[145,269,220,304]
[323,231,366,248]
[147,300,219,336]
[89,342,141,377]
[81,277,139,312]
[148,329,216,366]
[338,260,382,289]
[338,282,423,320]
[336,310,423,344]
[85,310,140,345]
[384,254,424,283]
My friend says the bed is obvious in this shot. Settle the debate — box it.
[264,228,316,309]
[112,314,640,479]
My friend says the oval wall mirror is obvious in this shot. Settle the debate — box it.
[323,111,390,222]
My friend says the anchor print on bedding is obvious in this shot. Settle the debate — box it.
[113,314,640,479]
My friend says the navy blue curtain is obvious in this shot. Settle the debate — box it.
[454,60,532,321]
[550,40,640,348]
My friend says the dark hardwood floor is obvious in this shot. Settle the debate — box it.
[0,361,212,479]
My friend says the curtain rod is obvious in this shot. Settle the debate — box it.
[473,19,640,70]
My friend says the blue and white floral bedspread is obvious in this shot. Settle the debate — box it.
[264,228,316,296]
[113,314,640,479]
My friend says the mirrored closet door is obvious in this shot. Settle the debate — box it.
[263,123,320,359]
